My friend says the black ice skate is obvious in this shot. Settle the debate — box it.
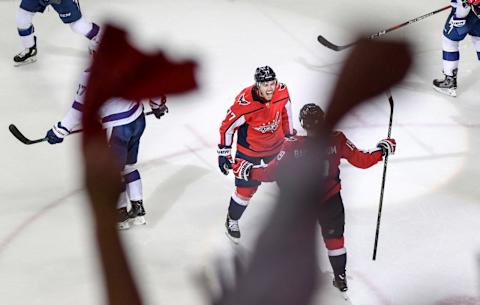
[14,36,37,66]
[117,207,130,230]
[225,215,240,244]
[333,273,348,292]
[128,200,146,225]
[433,69,457,97]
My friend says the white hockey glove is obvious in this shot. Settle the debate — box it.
[377,138,396,156]
[232,158,253,181]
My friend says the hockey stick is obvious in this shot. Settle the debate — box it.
[372,90,394,261]
[317,5,451,51]
[9,110,155,145]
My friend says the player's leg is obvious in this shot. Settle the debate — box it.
[225,152,263,243]
[51,0,100,48]
[123,115,146,225]
[318,193,347,292]
[108,125,133,230]
[14,1,42,65]
[433,10,471,96]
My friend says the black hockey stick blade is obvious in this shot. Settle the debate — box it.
[8,124,47,145]
[317,35,353,51]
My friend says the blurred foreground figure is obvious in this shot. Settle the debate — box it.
[232,103,396,292]
[81,24,196,305]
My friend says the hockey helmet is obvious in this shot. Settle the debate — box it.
[299,103,325,130]
[254,66,276,84]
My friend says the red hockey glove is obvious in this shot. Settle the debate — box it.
[217,145,233,175]
[467,0,480,5]
[377,138,396,156]
[232,158,253,181]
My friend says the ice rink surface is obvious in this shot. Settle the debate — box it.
[1,0,480,304]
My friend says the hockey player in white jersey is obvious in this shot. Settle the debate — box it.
[433,0,480,96]
[45,69,168,229]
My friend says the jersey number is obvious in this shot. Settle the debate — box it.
[227,108,236,121]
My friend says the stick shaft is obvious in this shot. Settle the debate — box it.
[372,91,394,260]
[317,5,451,51]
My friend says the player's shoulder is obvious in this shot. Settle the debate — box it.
[331,130,346,138]
[276,82,288,91]
[231,85,261,112]
[330,130,348,144]
[275,82,289,96]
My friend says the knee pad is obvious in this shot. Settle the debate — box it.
[443,36,460,53]
[69,17,93,36]
[232,186,258,206]
[16,8,34,30]
[442,36,460,61]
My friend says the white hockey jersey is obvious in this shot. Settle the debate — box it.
[59,70,145,132]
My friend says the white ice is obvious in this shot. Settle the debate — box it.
[1,0,479,304]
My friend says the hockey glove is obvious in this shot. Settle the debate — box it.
[232,158,253,181]
[285,128,298,140]
[468,0,480,5]
[46,122,69,144]
[377,138,396,156]
[217,145,232,175]
[149,95,168,119]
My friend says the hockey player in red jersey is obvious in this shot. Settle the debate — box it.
[218,66,295,243]
[231,103,396,292]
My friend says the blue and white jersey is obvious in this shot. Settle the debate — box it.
[59,70,144,132]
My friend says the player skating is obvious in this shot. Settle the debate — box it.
[218,66,295,243]
[433,0,480,96]
[44,68,168,229]
[14,0,100,65]
[231,103,396,293]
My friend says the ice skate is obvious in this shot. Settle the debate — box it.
[333,273,348,292]
[333,273,349,300]
[13,36,37,66]
[433,69,457,97]
[128,200,146,225]
[225,215,240,244]
[117,207,130,230]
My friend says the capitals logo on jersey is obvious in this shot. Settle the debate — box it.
[238,94,251,105]
[253,112,281,134]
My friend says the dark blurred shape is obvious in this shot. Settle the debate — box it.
[82,24,197,138]
[325,38,411,130]
[81,23,197,305]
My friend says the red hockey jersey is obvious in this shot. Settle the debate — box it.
[219,83,294,157]
[251,132,383,201]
